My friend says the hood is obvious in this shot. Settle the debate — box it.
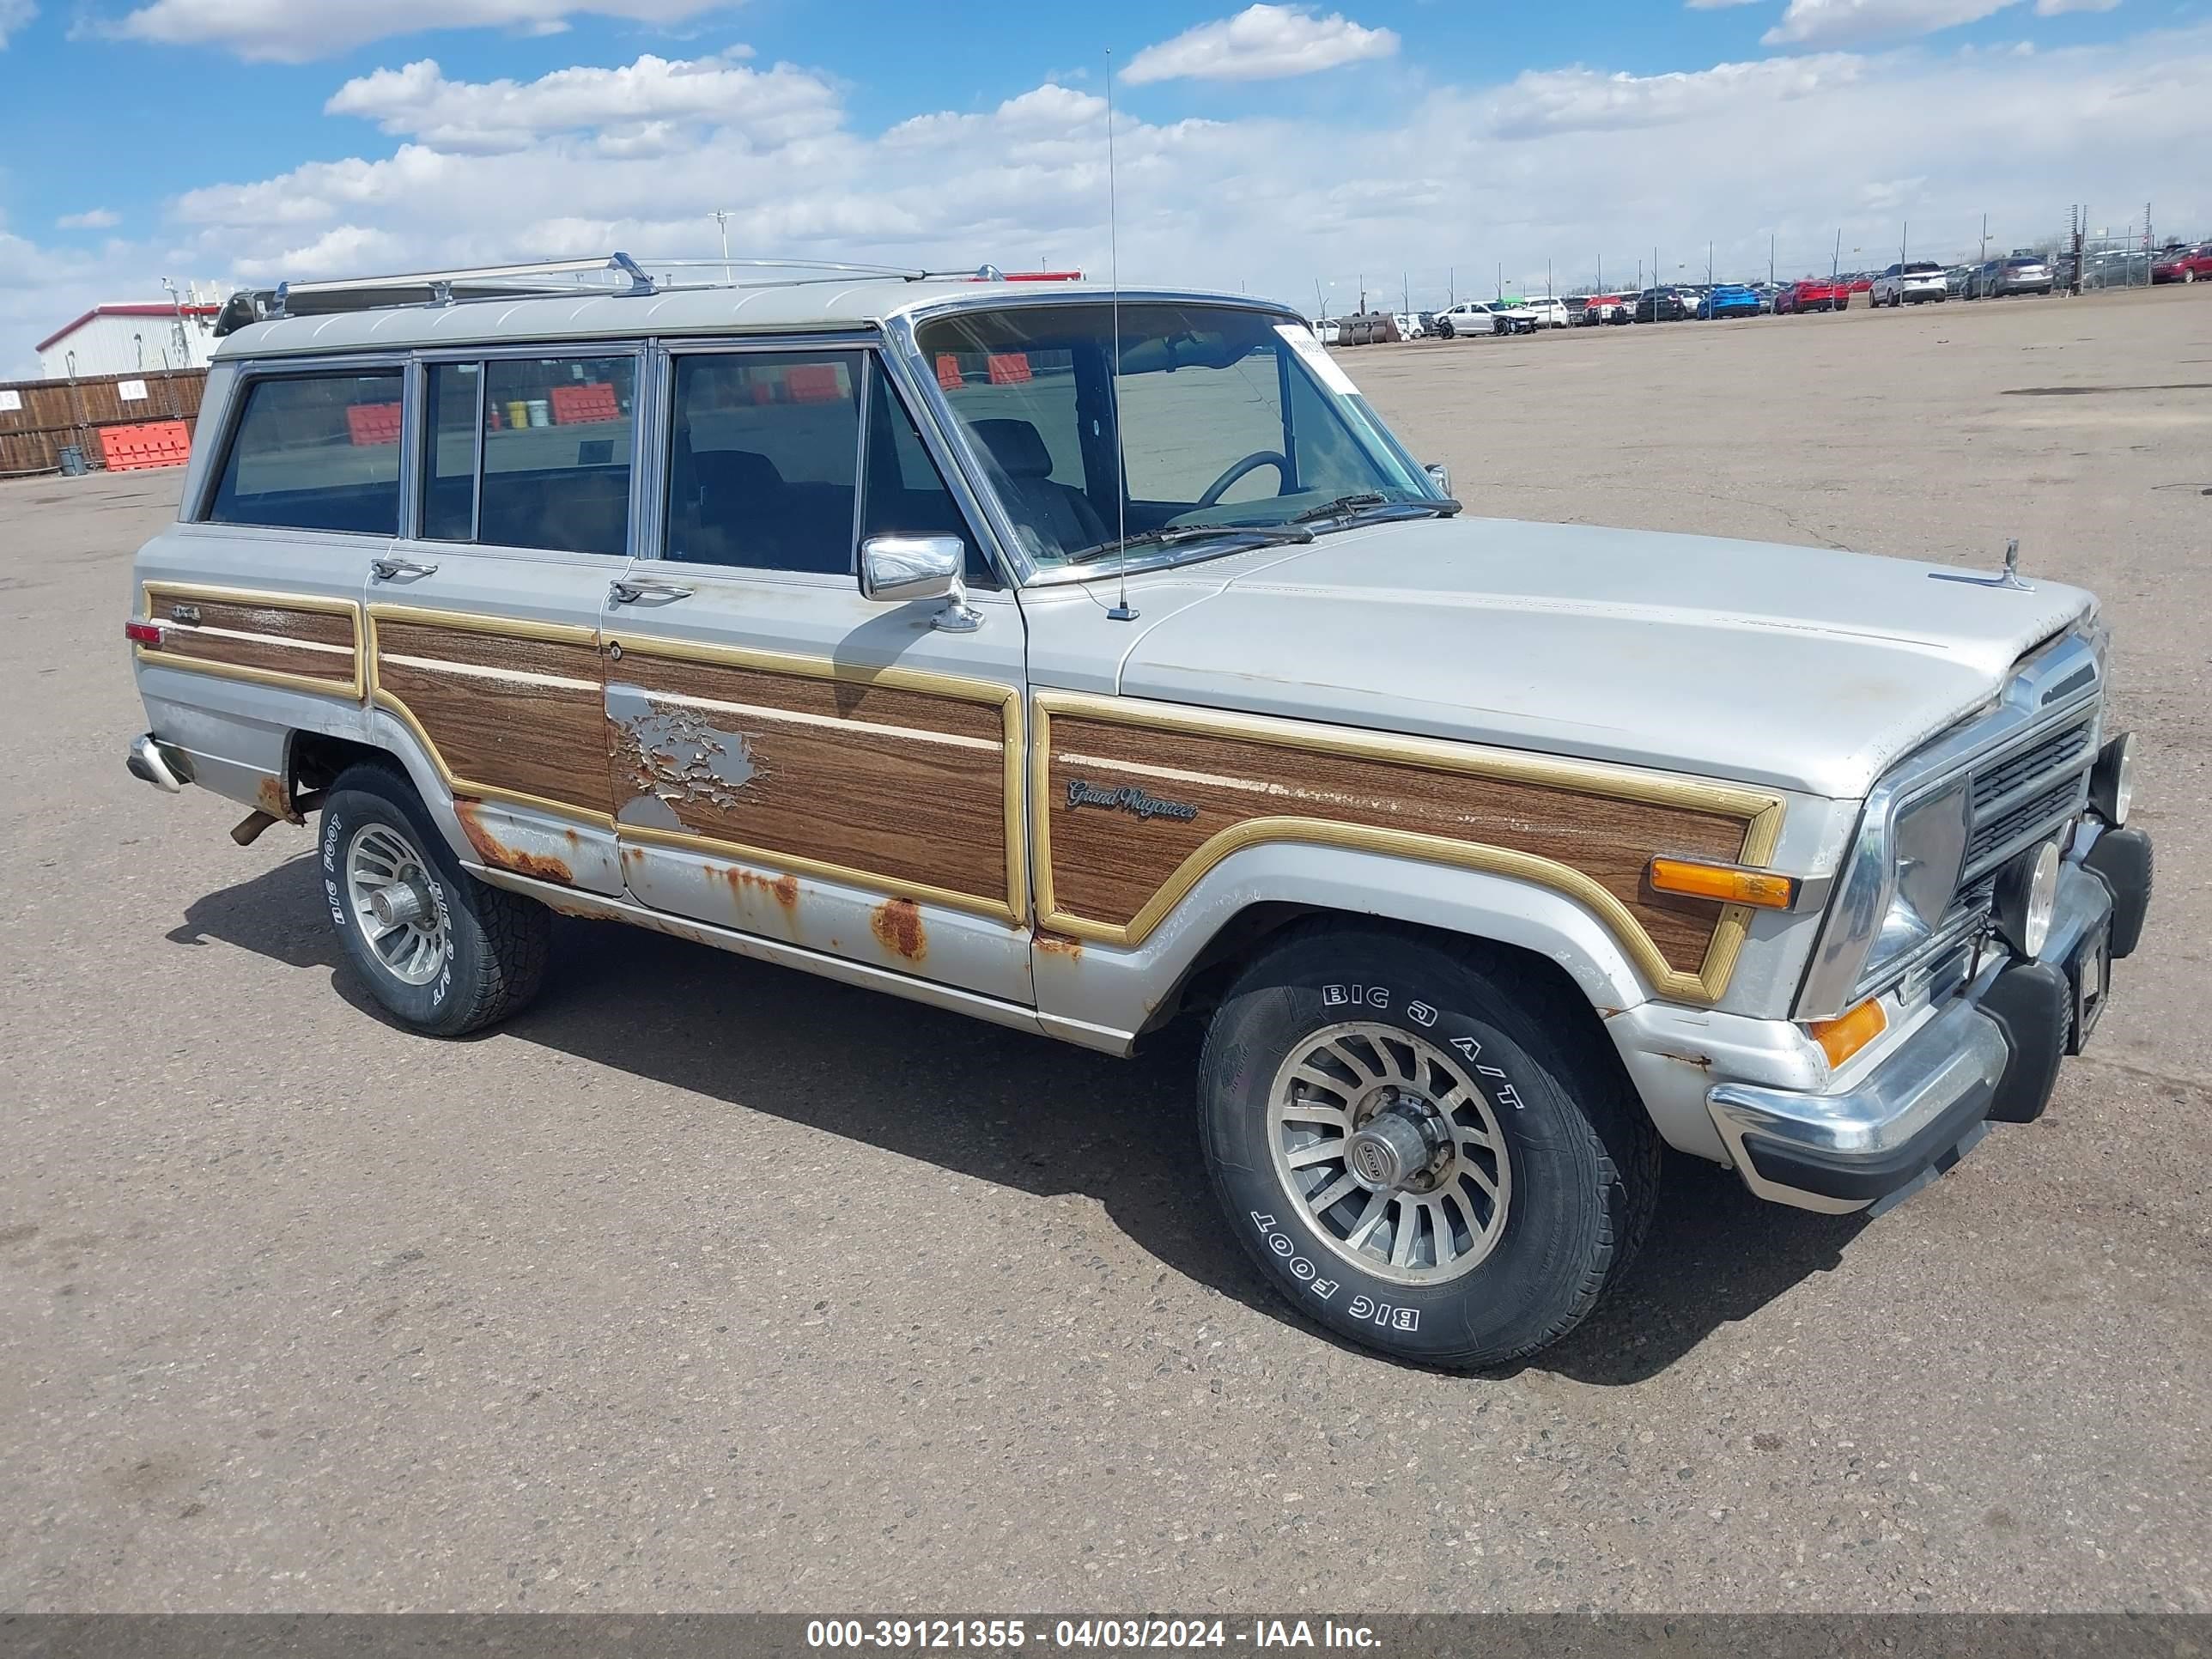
[1107,517,2094,799]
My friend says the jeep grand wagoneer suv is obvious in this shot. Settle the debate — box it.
[126,257,2152,1368]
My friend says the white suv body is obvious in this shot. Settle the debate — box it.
[123,261,2152,1372]
[1872,262,1949,307]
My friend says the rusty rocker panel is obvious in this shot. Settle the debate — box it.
[1030,690,1787,1004]
[368,604,613,823]
[602,634,1028,925]
[137,582,365,700]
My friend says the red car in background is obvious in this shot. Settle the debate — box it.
[2152,244,2212,284]
[1775,278,1846,313]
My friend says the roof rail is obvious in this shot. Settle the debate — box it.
[209,252,1079,338]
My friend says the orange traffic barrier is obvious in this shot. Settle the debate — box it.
[98,420,192,472]
[345,401,403,447]
[785,363,845,404]
[550,382,621,425]
[987,353,1031,385]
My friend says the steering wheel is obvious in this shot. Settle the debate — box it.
[1195,451,1291,508]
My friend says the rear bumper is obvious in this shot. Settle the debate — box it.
[1705,857,2134,1214]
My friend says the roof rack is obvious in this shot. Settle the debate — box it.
[211,252,1042,337]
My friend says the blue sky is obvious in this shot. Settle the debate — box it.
[3,0,2205,372]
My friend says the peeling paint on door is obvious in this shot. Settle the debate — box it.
[608,684,760,827]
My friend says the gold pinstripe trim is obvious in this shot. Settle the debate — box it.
[1030,689,1786,1004]
[135,582,366,702]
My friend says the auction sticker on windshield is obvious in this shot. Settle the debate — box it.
[1274,323,1360,397]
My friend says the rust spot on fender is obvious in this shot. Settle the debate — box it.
[870,897,927,963]
[1034,931,1085,961]
[1656,1048,1714,1072]
[453,801,573,886]
[256,775,303,826]
[720,866,801,917]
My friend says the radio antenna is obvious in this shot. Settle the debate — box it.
[1104,47,1138,623]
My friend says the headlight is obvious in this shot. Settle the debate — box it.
[1799,777,1972,1019]
[1993,839,2062,957]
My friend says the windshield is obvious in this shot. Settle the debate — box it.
[915,301,1435,568]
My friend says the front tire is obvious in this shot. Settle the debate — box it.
[319,763,551,1036]
[1198,927,1659,1370]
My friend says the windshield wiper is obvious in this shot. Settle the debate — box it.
[1065,522,1315,565]
[1291,493,1462,526]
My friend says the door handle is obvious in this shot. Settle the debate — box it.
[609,578,696,605]
[370,557,440,582]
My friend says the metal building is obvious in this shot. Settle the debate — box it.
[36,300,222,380]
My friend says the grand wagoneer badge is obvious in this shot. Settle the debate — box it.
[1065,777,1199,823]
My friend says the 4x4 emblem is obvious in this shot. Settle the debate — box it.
[1065,777,1198,823]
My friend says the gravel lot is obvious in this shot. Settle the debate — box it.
[3,285,2206,1614]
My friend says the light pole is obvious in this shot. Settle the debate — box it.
[713,210,732,283]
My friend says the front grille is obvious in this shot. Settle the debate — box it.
[1959,714,2097,882]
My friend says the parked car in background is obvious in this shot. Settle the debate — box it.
[1504,297,1571,330]
[1314,318,1342,344]
[1392,312,1425,340]
[1775,278,1846,314]
[1751,283,1782,313]
[1944,265,1973,298]
[1968,256,2054,299]
[1695,283,1761,319]
[1871,262,1948,306]
[1632,288,1690,322]
[2152,244,2212,284]
[1437,300,1519,337]
[1580,294,1632,325]
[1565,297,1589,325]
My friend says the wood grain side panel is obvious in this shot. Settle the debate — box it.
[375,625,610,814]
[1044,716,1751,973]
[153,623,358,684]
[376,622,600,684]
[607,661,1008,903]
[617,652,1004,744]
[166,599,356,649]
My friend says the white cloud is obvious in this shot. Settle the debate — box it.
[1486,53,1865,137]
[1686,0,1761,8]
[325,52,841,154]
[1122,3,1396,84]
[2036,0,2119,11]
[58,208,121,230]
[0,0,33,48]
[106,0,726,62]
[9,24,2211,379]
[1764,0,2014,46]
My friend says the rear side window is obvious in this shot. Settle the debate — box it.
[479,356,635,556]
[206,370,403,535]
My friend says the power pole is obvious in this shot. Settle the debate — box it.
[714,209,732,283]
[1769,234,1775,286]
[1448,264,1455,305]
[1979,213,1989,265]
[1832,228,1841,287]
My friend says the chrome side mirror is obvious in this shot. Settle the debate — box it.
[1424,461,1452,495]
[860,534,980,633]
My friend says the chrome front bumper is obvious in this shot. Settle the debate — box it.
[1707,861,2116,1215]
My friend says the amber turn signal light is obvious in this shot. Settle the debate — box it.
[1806,998,1887,1070]
[1647,856,1799,910]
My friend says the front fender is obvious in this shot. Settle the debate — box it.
[1031,838,1656,1053]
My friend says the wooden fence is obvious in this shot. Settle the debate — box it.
[0,368,208,476]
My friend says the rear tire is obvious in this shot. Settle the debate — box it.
[319,763,551,1036]
[1198,926,1659,1370]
